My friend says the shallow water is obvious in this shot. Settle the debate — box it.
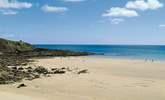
[34,45,165,61]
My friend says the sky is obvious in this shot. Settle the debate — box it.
[0,0,165,45]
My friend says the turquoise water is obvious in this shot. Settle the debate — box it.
[34,45,165,61]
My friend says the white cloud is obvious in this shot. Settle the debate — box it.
[62,0,86,2]
[0,9,18,15]
[0,0,32,9]
[126,0,163,10]
[111,18,124,24]
[159,24,165,28]
[102,0,163,24]
[41,5,68,13]
[102,7,139,17]
[0,0,32,15]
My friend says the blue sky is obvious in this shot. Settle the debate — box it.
[0,0,165,45]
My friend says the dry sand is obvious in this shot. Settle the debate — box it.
[0,56,165,100]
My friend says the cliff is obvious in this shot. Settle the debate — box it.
[0,38,33,53]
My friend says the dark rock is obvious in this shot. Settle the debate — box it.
[77,69,88,74]
[11,67,17,71]
[53,70,65,74]
[17,83,27,88]
[18,67,24,71]
[51,68,57,71]
[61,67,66,70]
[34,74,40,79]
[34,66,48,74]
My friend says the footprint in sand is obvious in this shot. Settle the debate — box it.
[124,80,155,88]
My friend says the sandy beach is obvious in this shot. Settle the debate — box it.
[0,56,165,100]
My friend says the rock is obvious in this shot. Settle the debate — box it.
[34,66,48,74]
[53,70,65,74]
[77,69,88,74]
[0,52,3,55]
[18,67,24,71]
[11,66,17,70]
[0,71,12,84]
[17,83,27,88]
[25,67,33,70]
[34,74,40,78]
[61,67,66,70]
[51,68,66,74]
[51,68,57,71]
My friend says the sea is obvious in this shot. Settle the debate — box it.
[34,45,165,61]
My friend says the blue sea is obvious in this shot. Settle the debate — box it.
[34,45,165,61]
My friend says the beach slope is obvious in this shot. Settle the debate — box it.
[0,57,165,100]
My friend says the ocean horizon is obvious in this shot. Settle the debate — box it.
[34,45,165,61]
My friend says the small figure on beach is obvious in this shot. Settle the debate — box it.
[152,59,154,62]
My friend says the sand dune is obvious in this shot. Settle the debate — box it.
[0,56,165,100]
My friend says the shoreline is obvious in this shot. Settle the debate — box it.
[89,55,165,62]
[1,56,165,100]
[60,55,165,63]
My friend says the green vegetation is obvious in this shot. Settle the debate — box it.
[0,38,33,53]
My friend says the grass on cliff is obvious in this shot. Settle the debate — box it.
[0,38,33,52]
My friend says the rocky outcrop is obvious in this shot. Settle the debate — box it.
[0,38,94,57]
[0,38,93,84]
[0,38,33,53]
